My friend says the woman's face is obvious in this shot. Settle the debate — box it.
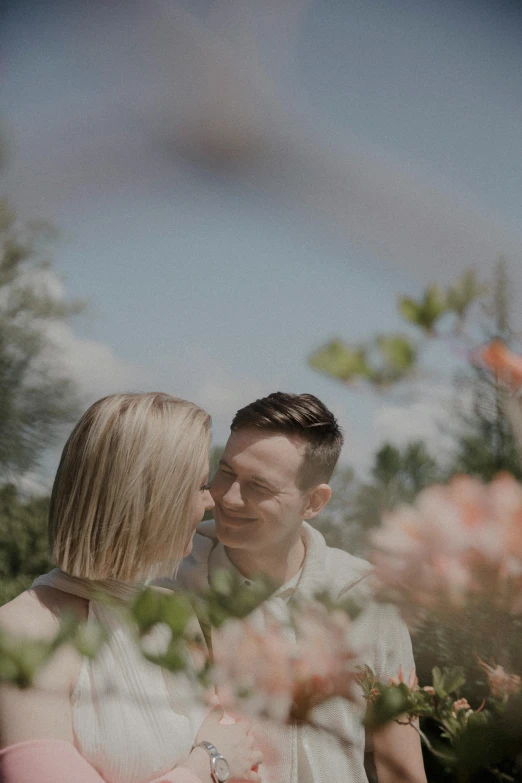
[184,466,214,556]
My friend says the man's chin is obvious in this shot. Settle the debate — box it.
[215,516,253,545]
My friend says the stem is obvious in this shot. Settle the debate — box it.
[502,394,522,461]
[487,769,515,783]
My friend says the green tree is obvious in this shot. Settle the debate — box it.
[310,466,360,553]
[352,441,440,550]
[312,442,440,558]
[0,483,51,604]
[0,197,82,478]
[450,259,521,480]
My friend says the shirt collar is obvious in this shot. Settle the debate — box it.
[208,537,305,601]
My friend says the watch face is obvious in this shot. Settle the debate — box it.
[214,757,230,782]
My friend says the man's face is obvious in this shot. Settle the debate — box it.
[211,429,312,553]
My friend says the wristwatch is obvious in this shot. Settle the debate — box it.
[195,741,230,783]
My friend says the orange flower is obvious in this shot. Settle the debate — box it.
[477,339,522,391]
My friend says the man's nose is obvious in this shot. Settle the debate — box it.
[221,480,244,507]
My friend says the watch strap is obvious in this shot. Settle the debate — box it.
[194,741,229,783]
[196,740,219,758]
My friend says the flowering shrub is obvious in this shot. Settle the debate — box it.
[360,660,522,779]
[371,473,522,622]
[212,601,357,723]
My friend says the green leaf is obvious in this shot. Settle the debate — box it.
[375,335,416,372]
[398,285,448,333]
[308,340,370,382]
[432,666,445,698]
[431,666,466,698]
[424,284,447,323]
[131,588,165,633]
[162,593,193,636]
[440,666,466,696]
[8,639,51,688]
[73,624,107,659]
[365,683,409,727]
[210,568,235,596]
[398,297,420,324]
[150,639,187,673]
[446,269,489,318]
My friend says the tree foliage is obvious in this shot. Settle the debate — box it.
[312,442,440,558]
[450,259,521,481]
[0,484,51,605]
[0,198,82,478]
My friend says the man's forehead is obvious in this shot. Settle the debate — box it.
[222,429,306,473]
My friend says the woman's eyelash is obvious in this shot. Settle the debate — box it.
[200,482,211,491]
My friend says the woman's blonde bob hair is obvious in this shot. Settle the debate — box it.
[49,392,211,581]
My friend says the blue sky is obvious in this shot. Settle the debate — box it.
[2,0,522,481]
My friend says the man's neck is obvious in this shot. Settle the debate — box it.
[224,533,306,587]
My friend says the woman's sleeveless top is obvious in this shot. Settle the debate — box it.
[32,570,207,783]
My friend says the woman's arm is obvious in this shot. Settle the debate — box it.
[372,719,427,783]
[0,589,85,749]
[0,739,203,783]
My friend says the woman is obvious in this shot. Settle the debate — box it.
[0,393,262,783]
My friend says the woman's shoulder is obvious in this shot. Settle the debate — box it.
[0,585,88,640]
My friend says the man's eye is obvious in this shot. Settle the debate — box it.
[251,483,270,493]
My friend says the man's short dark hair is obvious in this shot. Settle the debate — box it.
[231,392,344,488]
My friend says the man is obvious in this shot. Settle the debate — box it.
[173,392,427,783]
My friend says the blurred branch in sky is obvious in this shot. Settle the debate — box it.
[2,0,522,300]
[145,0,522,287]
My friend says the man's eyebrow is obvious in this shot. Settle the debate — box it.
[250,474,279,490]
[218,460,278,490]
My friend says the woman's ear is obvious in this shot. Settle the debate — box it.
[303,483,332,519]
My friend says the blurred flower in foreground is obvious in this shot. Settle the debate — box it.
[371,473,522,622]
[212,602,357,723]
[474,339,522,392]
[388,665,419,690]
[477,658,521,702]
[452,697,472,717]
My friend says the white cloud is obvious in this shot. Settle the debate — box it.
[8,470,52,497]
[39,319,280,448]
[43,321,148,402]
[143,351,282,445]
[372,384,457,462]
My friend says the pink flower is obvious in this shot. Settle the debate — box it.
[371,474,522,622]
[422,686,436,695]
[212,616,294,723]
[478,659,521,702]
[388,666,418,690]
[452,698,471,716]
[212,602,358,723]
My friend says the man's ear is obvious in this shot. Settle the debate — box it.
[303,483,332,520]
